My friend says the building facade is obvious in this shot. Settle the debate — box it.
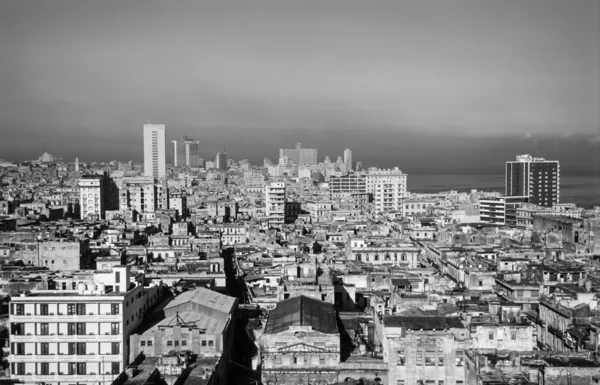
[279,143,318,166]
[343,149,353,172]
[266,182,286,228]
[8,266,163,385]
[505,154,559,207]
[78,174,118,220]
[143,123,166,179]
[171,138,200,168]
[260,296,340,385]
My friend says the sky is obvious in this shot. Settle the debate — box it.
[0,0,599,174]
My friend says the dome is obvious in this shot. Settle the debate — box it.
[77,282,87,291]
[86,282,96,291]
[97,283,106,291]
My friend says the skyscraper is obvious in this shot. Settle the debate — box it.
[344,149,352,171]
[143,123,166,178]
[215,152,228,171]
[505,154,559,207]
[171,138,200,167]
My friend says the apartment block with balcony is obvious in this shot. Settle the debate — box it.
[265,182,286,228]
[8,266,163,385]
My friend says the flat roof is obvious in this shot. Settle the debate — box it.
[384,316,465,330]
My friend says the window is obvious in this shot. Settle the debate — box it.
[397,381,405,385]
[67,304,76,315]
[140,341,146,347]
[77,343,86,355]
[167,341,172,347]
[511,331,517,340]
[147,340,153,347]
[201,341,206,347]
[208,340,214,347]
[40,323,49,335]
[319,357,325,365]
[112,362,120,375]
[76,304,86,315]
[67,323,76,335]
[438,382,444,385]
[181,340,187,347]
[293,356,298,364]
[40,343,49,355]
[111,342,120,355]
[68,343,76,355]
[438,355,445,366]
[14,343,25,355]
[397,351,405,366]
[275,356,282,365]
[76,323,86,335]
[68,363,76,375]
[16,363,25,375]
[416,352,423,366]
[77,362,86,375]
[40,304,48,315]
[40,362,49,375]
[115,272,121,283]
[425,353,435,366]
[111,323,120,335]
[456,351,464,366]
[489,332,494,340]
[111,304,119,315]
[15,304,24,315]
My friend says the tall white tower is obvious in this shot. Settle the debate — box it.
[143,123,166,178]
[344,149,353,171]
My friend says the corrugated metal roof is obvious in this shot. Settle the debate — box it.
[264,295,338,334]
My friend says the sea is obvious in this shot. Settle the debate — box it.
[408,174,600,209]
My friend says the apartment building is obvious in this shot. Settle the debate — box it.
[9,266,163,385]
[265,182,286,228]
[505,154,560,207]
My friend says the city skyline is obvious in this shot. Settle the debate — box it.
[0,0,599,173]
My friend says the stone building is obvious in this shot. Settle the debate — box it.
[260,296,340,385]
[377,316,471,385]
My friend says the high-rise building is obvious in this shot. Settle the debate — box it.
[143,124,166,178]
[8,266,163,385]
[279,142,317,165]
[171,138,200,167]
[265,182,286,228]
[344,149,352,171]
[78,174,118,220]
[215,152,228,171]
[505,154,559,207]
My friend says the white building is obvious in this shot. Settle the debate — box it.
[143,123,166,179]
[364,167,407,194]
[78,176,103,220]
[265,182,286,228]
[8,266,163,385]
[343,149,352,172]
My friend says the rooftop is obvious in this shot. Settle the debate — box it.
[264,295,338,334]
[383,316,465,330]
